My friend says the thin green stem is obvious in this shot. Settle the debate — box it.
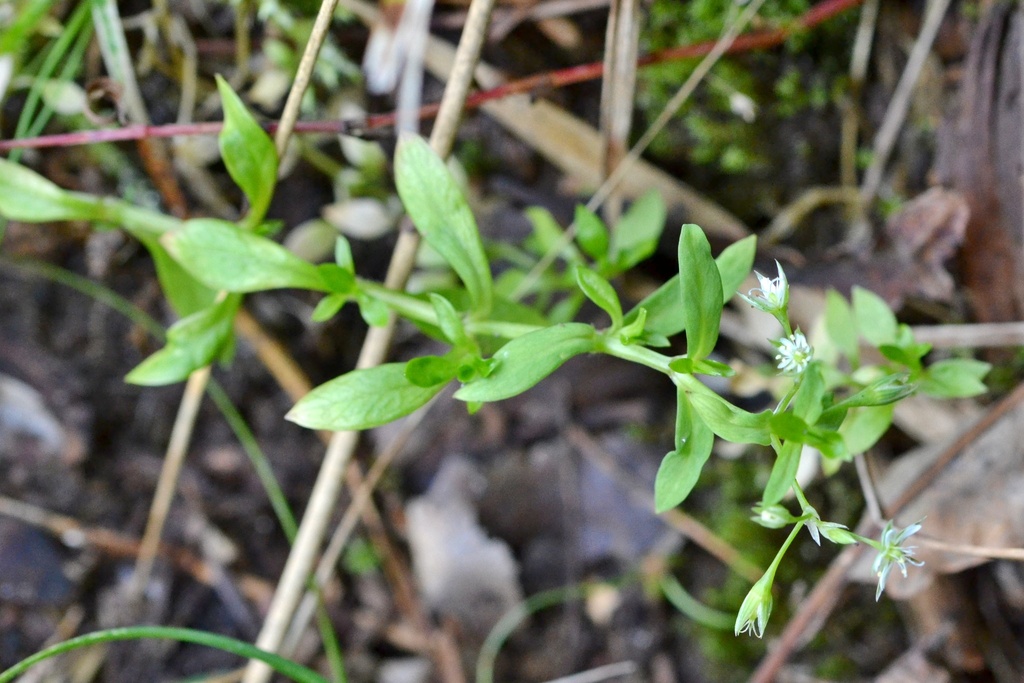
[767,521,805,577]
[0,627,327,683]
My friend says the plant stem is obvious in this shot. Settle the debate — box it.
[242,1,497,680]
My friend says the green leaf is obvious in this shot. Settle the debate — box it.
[768,413,846,459]
[334,236,355,272]
[429,293,469,347]
[165,218,327,292]
[654,392,715,512]
[678,224,723,361]
[840,404,894,455]
[792,364,825,424]
[137,234,217,316]
[625,234,745,338]
[356,292,390,327]
[762,440,801,506]
[287,363,446,431]
[574,204,609,261]
[574,265,622,329]
[394,134,493,314]
[0,158,107,223]
[918,358,990,398]
[405,354,460,387]
[618,307,646,344]
[825,290,859,366]
[879,342,931,371]
[852,286,897,346]
[215,75,278,226]
[454,323,596,402]
[525,206,573,259]
[669,357,734,377]
[689,392,771,445]
[316,263,356,293]
[609,190,666,271]
[126,294,241,386]
[311,293,347,322]
[714,235,757,302]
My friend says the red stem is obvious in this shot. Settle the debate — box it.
[0,0,863,152]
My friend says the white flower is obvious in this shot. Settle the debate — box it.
[872,519,925,601]
[740,261,789,315]
[801,504,855,546]
[775,331,812,375]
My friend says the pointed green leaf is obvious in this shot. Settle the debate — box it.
[405,354,461,387]
[334,235,355,272]
[394,134,492,313]
[618,307,647,344]
[918,358,990,398]
[825,290,859,366]
[126,294,241,385]
[654,392,715,512]
[287,363,446,431]
[0,158,108,223]
[715,235,757,302]
[689,392,771,445]
[429,293,469,347]
[574,265,622,329]
[852,286,897,346]
[356,292,390,327]
[792,363,825,424]
[215,75,277,226]
[311,293,347,322]
[678,224,723,361]
[609,190,666,271]
[165,218,327,292]
[840,404,894,455]
[525,206,573,259]
[138,233,217,316]
[574,204,609,261]
[762,440,801,505]
[454,323,595,402]
[626,233,745,338]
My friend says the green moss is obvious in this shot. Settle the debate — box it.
[638,0,856,176]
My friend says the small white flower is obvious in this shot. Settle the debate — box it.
[801,504,854,546]
[740,261,789,315]
[872,519,925,601]
[775,331,812,375]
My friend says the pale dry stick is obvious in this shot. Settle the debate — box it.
[565,424,763,583]
[132,364,212,595]
[541,661,638,683]
[840,0,880,188]
[859,0,952,205]
[588,0,766,214]
[239,306,436,645]
[916,536,1024,562]
[853,452,884,526]
[910,321,1024,348]
[760,186,861,245]
[280,398,436,658]
[0,494,275,605]
[598,0,640,225]
[510,0,765,301]
[271,0,343,154]
[242,1,497,681]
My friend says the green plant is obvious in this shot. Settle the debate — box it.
[0,77,990,657]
